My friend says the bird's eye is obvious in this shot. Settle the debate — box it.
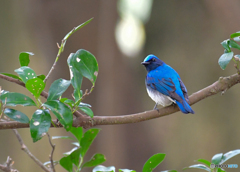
[152,58,156,62]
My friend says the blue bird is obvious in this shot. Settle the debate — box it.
[141,54,194,114]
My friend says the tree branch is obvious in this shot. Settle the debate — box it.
[12,129,51,172]
[1,73,240,129]
[47,133,56,172]
[0,156,19,172]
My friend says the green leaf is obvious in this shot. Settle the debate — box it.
[60,156,73,172]
[217,168,225,172]
[229,40,240,50]
[142,153,166,172]
[93,165,115,172]
[19,52,34,66]
[221,39,231,52]
[79,106,94,118]
[43,100,73,131]
[70,127,83,143]
[30,109,51,142]
[196,159,211,167]
[60,98,74,108]
[80,128,100,157]
[0,73,22,81]
[52,136,75,140]
[119,169,136,172]
[230,31,240,38]
[183,164,211,172]
[0,92,36,106]
[14,66,37,83]
[220,149,240,164]
[47,79,71,101]
[82,153,106,168]
[69,49,98,84]
[218,52,234,70]
[26,78,45,98]
[37,74,46,81]
[67,53,83,102]
[62,18,93,51]
[4,108,29,123]
[211,153,223,165]
[69,148,81,166]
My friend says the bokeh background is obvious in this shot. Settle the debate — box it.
[1,0,240,171]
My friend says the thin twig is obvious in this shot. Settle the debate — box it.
[47,133,56,172]
[12,129,50,172]
[0,156,19,172]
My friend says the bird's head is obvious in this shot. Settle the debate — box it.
[141,54,164,72]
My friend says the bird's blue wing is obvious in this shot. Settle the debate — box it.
[146,76,183,103]
[178,78,189,103]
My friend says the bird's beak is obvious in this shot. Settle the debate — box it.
[141,61,150,65]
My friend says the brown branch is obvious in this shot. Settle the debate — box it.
[12,129,51,172]
[0,156,19,172]
[1,73,240,129]
[47,133,56,172]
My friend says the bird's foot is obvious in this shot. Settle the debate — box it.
[153,104,160,112]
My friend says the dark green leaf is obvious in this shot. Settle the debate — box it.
[79,102,91,108]
[70,127,83,143]
[60,98,74,108]
[221,39,231,52]
[142,153,166,172]
[80,128,100,157]
[218,52,234,70]
[119,169,136,172]
[4,108,29,123]
[230,31,240,38]
[62,18,93,51]
[19,52,34,66]
[60,156,73,172]
[47,79,71,101]
[82,153,106,168]
[69,148,81,166]
[229,40,240,50]
[0,92,36,106]
[14,66,37,83]
[43,100,73,131]
[183,164,211,171]
[211,153,223,165]
[52,136,75,140]
[196,159,211,167]
[0,73,22,81]
[69,49,98,84]
[67,53,83,102]
[37,74,46,81]
[221,149,240,164]
[30,109,51,142]
[26,78,45,98]
[93,165,115,172]
[79,106,94,118]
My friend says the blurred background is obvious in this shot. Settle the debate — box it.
[1,0,240,171]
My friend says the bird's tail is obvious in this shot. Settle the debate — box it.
[176,100,195,114]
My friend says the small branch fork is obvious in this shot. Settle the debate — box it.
[0,156,19,172]
[1,73,240,129]
[47,133,56,172]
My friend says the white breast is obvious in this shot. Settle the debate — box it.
[146,86,175,107]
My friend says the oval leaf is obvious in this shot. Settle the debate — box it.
[230,32,240,38]
[229,40,240,50]
[59,156,73,172]
[47,79,71,101]
[218,52,234,70]
[183,164,211,172]
[221,40,230,52]
[69,49,98,84]
[43,100,72,131]
[70,127,83,143]
[142,153,166,172]
[93,165,115,172]
[26,78,45,98]
[4,108,29,123]
[30,109,51,142]
[0,73,22,81]
[37,74,46,81]
[79,106,94,118]
[196,159,211,167]
[221,149,240,164]
[80,128,100,157]
[19,52,34,66]
[0,92,36,106]
[14,66,37,83]
[82,153,106,168]
[211,153,223,165]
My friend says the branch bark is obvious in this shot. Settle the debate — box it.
[0,73,240,129]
